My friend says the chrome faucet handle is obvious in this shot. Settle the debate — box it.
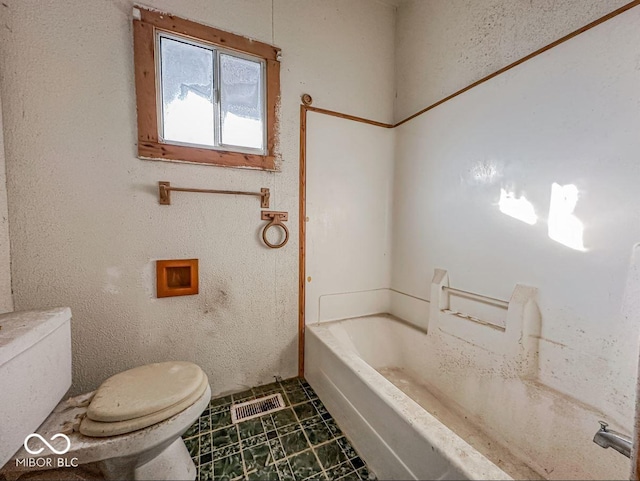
[599,421,609,431]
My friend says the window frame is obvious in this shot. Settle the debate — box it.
[133,7,280,170]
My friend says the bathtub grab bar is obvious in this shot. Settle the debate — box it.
[441,286,509,309]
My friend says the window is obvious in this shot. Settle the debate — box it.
[133,7,280,170]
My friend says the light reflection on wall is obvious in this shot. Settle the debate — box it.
[548,183,586,251]
[498,188,537,225]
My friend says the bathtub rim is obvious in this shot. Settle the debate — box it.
[307,313,513,481]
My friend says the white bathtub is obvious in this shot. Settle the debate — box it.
[305,314,628,480]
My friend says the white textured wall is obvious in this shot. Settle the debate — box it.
[305,113,394,324]
[0,0,395,395]
[0,95,12,314]
[394,0,630,121]
[392,4,640,441]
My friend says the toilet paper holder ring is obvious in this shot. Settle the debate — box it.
[261,211,289,249]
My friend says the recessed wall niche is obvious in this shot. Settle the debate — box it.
[156,259,199,298]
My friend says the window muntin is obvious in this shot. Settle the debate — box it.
[157,32,266,155]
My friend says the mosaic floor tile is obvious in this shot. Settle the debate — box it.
[281,430,309,457]
[311,399,328,415]
[242,432,269,448]
[212,426,239,448]
[350,457,365,471]
[199,462,213,481]
[200,415,212,432]
[184,421,200,439]
[281,379,301,391]
[286,388,309,405]
[185,436,199,458]
[209,396,232,413]
[200,452,213,466]
[302,385,318,400]
[337,471,360,481]
[325,461,357,480]
[336,437,357,460]
[211,410,232,430]
[293,402,318,421]
[211,442,241,459]
[288,450,324,480]
[200,432,213,455]
[247,464,280,481]
[238,418,265,439]
[316,440,348,470]
[323,419,341,437]
[213,453,243,480]
[273,408,298,428]
[262,414,277,432]
[278,422,302,436]
[300,415,321,429]
[356,466,372,480]
[274,460,295,481]
[243,442,272,472]
[183,377,374,480]
[268,438,287,462]
[304,420,334,446]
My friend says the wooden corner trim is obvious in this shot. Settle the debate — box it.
[298,104,307,378]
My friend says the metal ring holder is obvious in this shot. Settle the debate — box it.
[261,211,289,249]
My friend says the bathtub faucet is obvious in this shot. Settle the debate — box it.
[593,421,632,458]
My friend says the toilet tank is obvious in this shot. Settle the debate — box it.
[0,308,72,469]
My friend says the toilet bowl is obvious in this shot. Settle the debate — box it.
[0,309,211,481]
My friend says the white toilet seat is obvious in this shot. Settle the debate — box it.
[86,361,206,423]
[78,361,207,437]
[80,373,208,437]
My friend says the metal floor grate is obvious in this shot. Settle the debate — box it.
[231,393,286,424]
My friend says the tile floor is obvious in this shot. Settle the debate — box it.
[182,378,375,481]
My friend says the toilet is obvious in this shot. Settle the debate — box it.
[0,308,211,481]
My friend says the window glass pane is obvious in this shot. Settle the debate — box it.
[160,36,214,146]
[219,53,264,150]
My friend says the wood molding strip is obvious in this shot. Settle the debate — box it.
[394,0,640,128]
[298,105,307,378]
[304,106,393,129]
